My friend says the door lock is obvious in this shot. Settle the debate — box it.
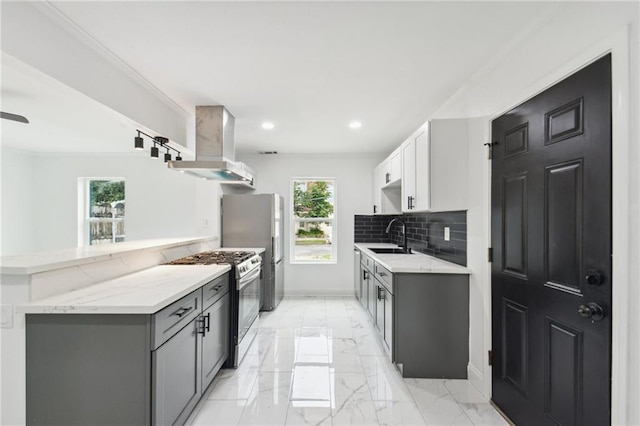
[585,269,603,286]
[577,302,605,322]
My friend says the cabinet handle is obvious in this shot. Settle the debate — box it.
[205,312,211,332]
[378,271,387,277]
[373,205,377,214]
[172,306,194,318]
[377,286,384,300]
[363,270,369,280]
[408,196,414,210]
[385,172,390,184]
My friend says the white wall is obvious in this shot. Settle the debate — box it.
[238,153,381,296]
[1,149,36,256]
[1,149,222,255]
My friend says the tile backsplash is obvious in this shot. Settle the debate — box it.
[354,211,467,266]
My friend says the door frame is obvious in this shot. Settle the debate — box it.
[481,26,632,424]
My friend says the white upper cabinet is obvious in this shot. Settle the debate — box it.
[372,147,403,215]
[372,163,384,214]
[399,119,469,213]
[429,118,468,212]
[384,149,402,186]
[401,123,430,212]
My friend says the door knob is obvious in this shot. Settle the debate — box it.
[577,302,604,321]
[585,269,603,286]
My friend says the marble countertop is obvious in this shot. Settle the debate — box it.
[355,243,470,274]
[0,237,218,275]
[18,264,231,314]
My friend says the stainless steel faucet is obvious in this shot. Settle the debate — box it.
[385,218,411,253]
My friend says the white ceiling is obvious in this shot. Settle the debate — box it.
[1,2,573,155]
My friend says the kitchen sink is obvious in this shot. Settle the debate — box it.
[368,248,412,254]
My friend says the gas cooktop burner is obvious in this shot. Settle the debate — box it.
[165,251,255,265]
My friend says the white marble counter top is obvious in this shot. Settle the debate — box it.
[18,264,231,314]
[1,237,218,275]
[355,243,470,274]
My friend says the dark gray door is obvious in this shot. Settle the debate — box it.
[491,54,612,425]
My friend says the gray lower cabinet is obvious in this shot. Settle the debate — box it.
[26,272,230,426]
[383,286,393,355]
[375,281,384,334]
[201,293,230,390]
[394,273,469,378]
[153,316,201,426]
[353,248,469,379]
[358,264,368,308]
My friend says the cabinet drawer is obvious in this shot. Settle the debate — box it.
[202,273,229,310]
[361,253,374,271]
[152,289,201,349]
[374,263,392,292]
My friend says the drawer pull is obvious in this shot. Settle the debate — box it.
[209,284,222,292]
[172,306,194,318]
[378,272,387,277]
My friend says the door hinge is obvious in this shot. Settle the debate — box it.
[488,247,493,263]
[488,350,493,366]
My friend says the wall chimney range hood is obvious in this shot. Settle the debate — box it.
[168,106,255,189]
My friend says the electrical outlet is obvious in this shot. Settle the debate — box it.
[444,227,450,241]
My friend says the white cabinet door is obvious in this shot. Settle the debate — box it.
[372,164,384,214]
[401,139,416,212]
[429,119,468,212]
[413,130,431,211]
[401,128,430,212]
[388,149,402,184]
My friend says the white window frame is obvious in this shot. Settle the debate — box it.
[290,178,337,264]
[77,177,126,247]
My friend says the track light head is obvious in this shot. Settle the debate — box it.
[134,136,144,150]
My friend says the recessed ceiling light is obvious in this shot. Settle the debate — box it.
[349,121,362,129]
[262,122,275,130]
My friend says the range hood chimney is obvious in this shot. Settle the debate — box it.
[167,106,255,188]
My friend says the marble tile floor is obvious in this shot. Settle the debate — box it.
[187,297,509,426]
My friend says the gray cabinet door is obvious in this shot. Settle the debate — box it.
[359,264,368,308]
[153,318,201,426]
[367,276,376,319]
[375,283,384,334]
[202,293,230,391]
[383,290,393,357]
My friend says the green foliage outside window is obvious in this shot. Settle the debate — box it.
[293,181,334,219]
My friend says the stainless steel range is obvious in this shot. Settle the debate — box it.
[166,250,261,367]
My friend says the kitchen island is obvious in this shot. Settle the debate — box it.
[22,264,232,426]
[0,236,220,425]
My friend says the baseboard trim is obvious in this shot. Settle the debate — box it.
[467,362,487,399]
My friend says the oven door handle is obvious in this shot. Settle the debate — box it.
[237,266,261,291]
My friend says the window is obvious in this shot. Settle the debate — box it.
[291,179,336,263]
[79,178,125,246]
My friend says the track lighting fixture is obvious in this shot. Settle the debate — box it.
[134,130,182,163]
[134,131,144,150]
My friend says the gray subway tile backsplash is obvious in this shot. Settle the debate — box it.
[354,211,467,266]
